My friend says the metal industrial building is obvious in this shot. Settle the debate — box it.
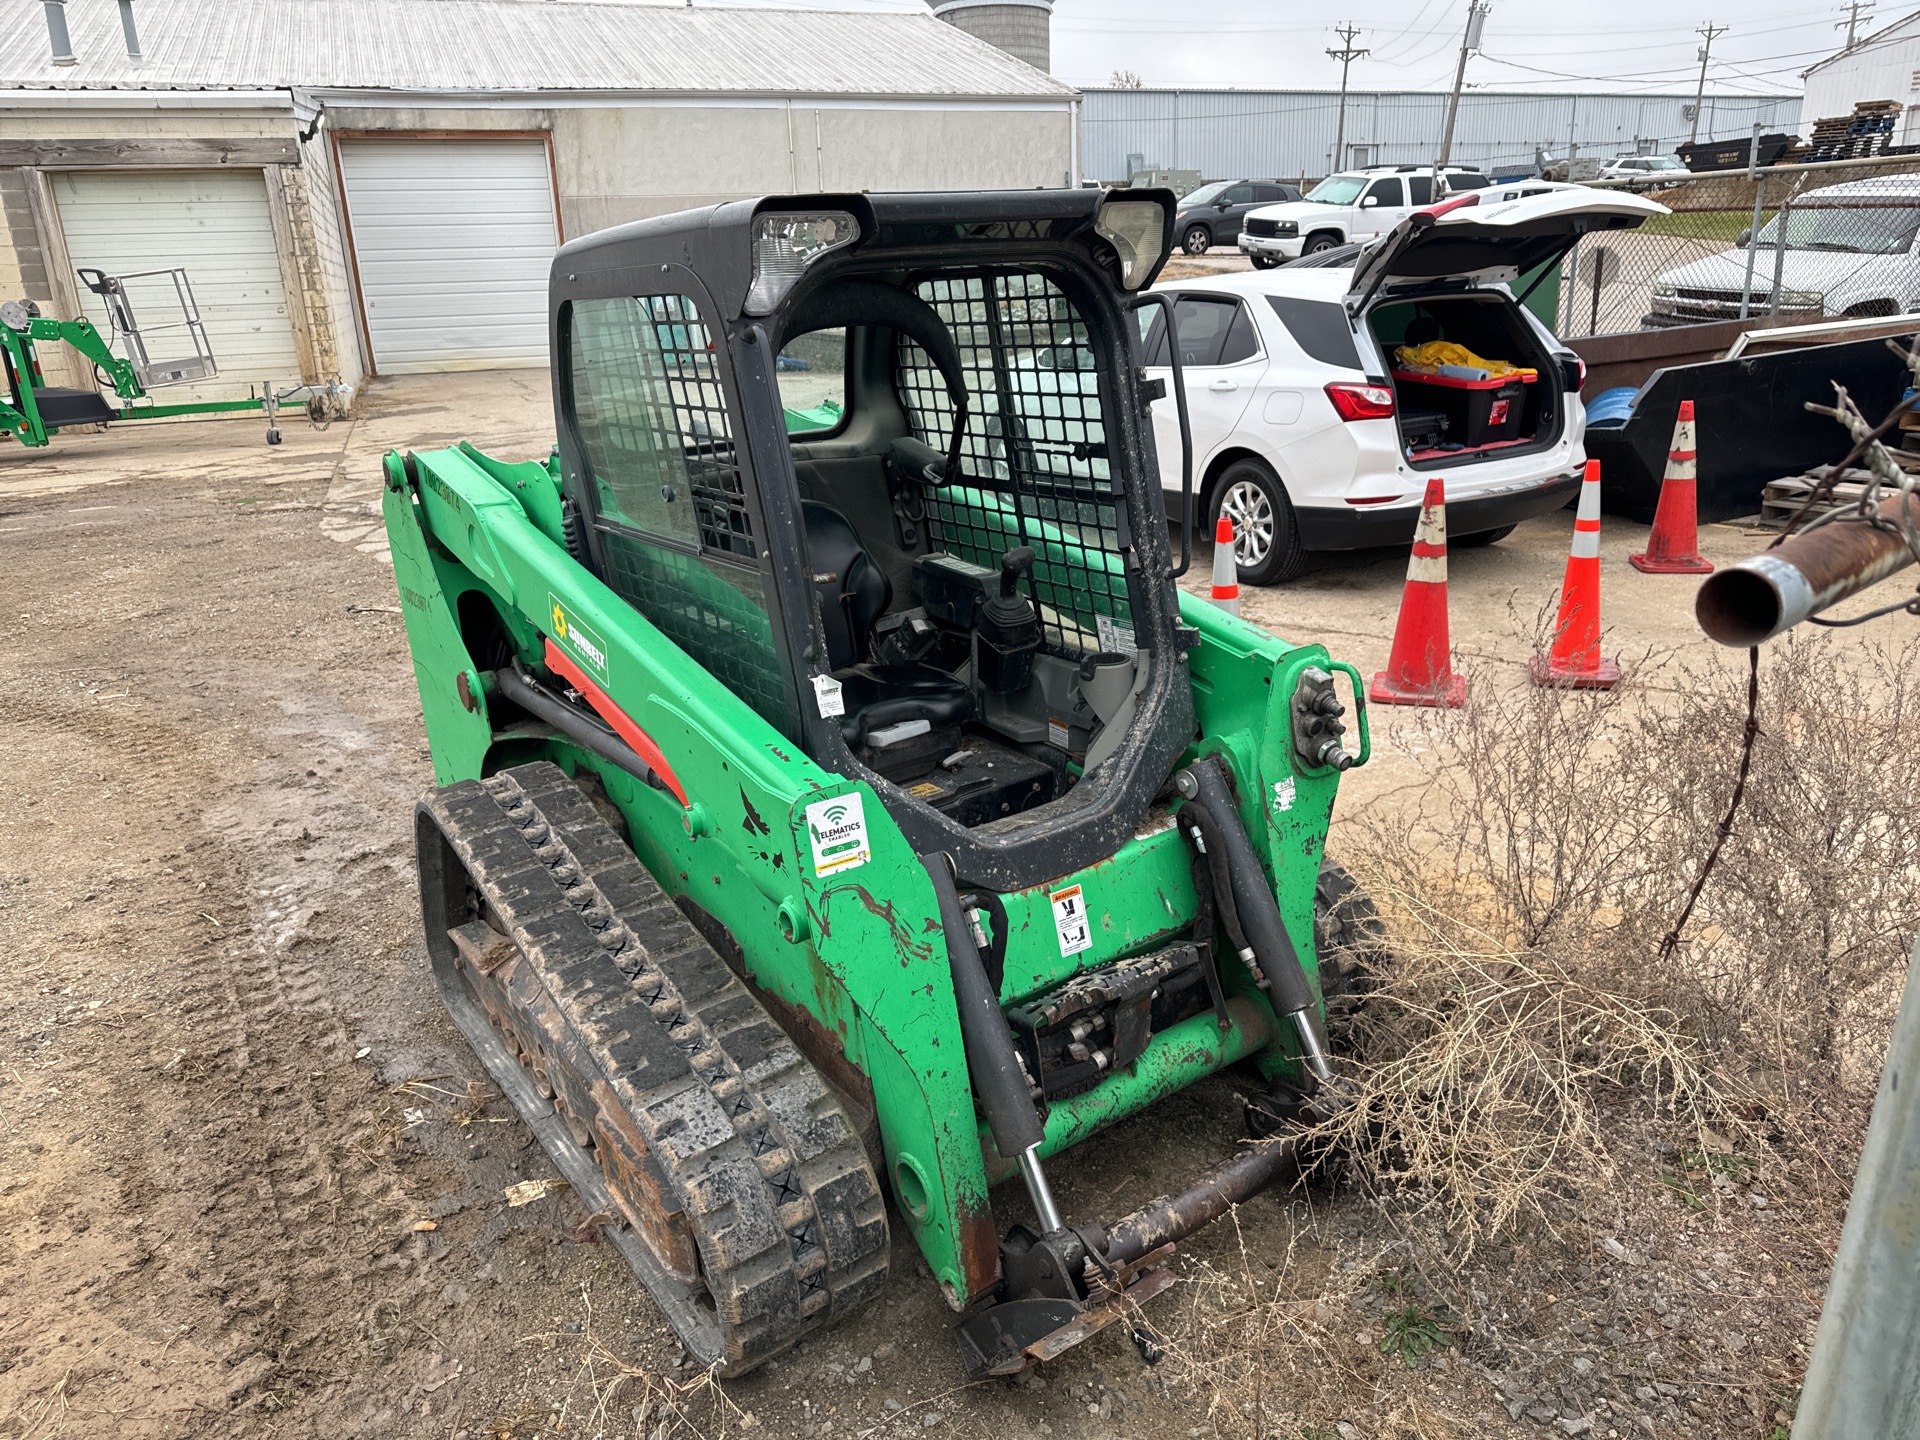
[0,0,1075,401]
[1080,87,1804,183]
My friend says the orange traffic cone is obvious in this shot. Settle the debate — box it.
[1209,514,1240,615]
[1629,399,1713,574]
[1530,460,1620,688]
[1369,478,1466,707]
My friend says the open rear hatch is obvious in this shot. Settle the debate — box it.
[1343,186,1669,318]
[1344,187,1667,465]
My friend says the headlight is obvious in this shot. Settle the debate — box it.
[1276,220,1299,236]
[1651,284,1678,302]
[1095,198,1170,290]
[745,211,859,315]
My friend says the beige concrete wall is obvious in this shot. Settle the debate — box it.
[552,101,1074,234]
[324,107,554,135]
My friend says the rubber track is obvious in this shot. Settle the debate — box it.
[420,763,888,1373]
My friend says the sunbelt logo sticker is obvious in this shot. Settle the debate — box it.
[548,592,609,685]
[805,793,871,877]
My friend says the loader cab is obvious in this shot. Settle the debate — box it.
[551,191,1195,886]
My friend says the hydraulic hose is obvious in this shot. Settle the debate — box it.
[1174,758,1334,1086]
[922,852,1063,1233]
[495,664,657,789]
[1180,799,1258,981]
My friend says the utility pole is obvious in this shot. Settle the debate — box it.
[1837,0,1875,50]
[1435,1,1490,172]
[1327,23,1369,176]
[1690,22,1728,145]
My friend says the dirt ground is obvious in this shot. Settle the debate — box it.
[0,373,1880,1440]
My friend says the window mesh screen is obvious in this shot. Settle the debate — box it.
[598,533,789,735]
[566,294,789,736]
[570,294,756,560]
[895,272,1133,655]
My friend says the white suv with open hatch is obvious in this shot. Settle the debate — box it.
[1153,186,1668,583]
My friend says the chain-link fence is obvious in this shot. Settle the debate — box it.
[1551,154,1920,340]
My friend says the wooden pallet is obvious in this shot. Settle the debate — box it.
[1803,100,1904,162]
[1761,472,1875,526]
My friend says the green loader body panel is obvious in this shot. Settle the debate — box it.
[383,437,1353,1306]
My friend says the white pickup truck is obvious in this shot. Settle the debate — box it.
[1237,166,1498,265]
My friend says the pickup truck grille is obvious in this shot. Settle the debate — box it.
[1650,287,1823,323]
[1244,217,1279,238]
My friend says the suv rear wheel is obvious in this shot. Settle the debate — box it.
[1303,232,1343,255]
[1212,457,1306,585]
[1454,524,1516,548]
[1181,224,1213,256]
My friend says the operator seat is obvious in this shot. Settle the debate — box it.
[800,501,973,745]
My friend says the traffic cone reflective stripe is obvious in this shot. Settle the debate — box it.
[1530,460,1620,689]
[1209,514,1240,615]
[1369,477,1466,707]
[1629,398,1713,575]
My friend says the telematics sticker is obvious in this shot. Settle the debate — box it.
[805,793,870,876]
[1049,883,1092,957]
[1272,776,1297,813]
[548,593,609,685]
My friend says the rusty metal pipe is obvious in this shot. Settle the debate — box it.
[1697,492,1920,646]
[1102,1132,1310,1266]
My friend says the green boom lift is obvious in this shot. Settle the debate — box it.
[2,268,335,448]
[383,190,1379,1378]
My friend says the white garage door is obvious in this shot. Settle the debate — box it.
[337,139,558,374]
[53,169,302,404]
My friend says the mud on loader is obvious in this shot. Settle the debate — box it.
[382,189,1379,1379]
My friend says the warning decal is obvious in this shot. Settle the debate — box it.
[1049,883,1092,957]
[804,793,871,877]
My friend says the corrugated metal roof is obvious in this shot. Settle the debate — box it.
[0,0,1075,99]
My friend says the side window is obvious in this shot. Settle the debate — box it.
[1219,182,1255,204]
[1265,295,1362,371]
[1169,297,1238,367]
[1215,302,1260,365]
[1137,304,1170,367]
[1253,183,1290,202]
[568,293,754,558]
[779,327,845,435]
[1364,177,1404,207]
[1408,175,1433,206]
[1449,173,1490,190]
[565,294,789,734]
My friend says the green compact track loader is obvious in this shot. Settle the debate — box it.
[383,189,1377,1379]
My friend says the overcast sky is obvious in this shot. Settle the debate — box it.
[718,0,1912,94]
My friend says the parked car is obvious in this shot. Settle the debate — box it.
[1597,154,1691,189]
[1643,175,1920,327]
[1173,180,1303,256]
[1149,186,1668,583]
[1236,166,1493,267]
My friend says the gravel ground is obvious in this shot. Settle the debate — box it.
[0,374,1875,1440]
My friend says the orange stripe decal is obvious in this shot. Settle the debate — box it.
[543,638,689,806]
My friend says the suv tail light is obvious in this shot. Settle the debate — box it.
[1324,380,1396,421]
[1558,354,1587,392]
